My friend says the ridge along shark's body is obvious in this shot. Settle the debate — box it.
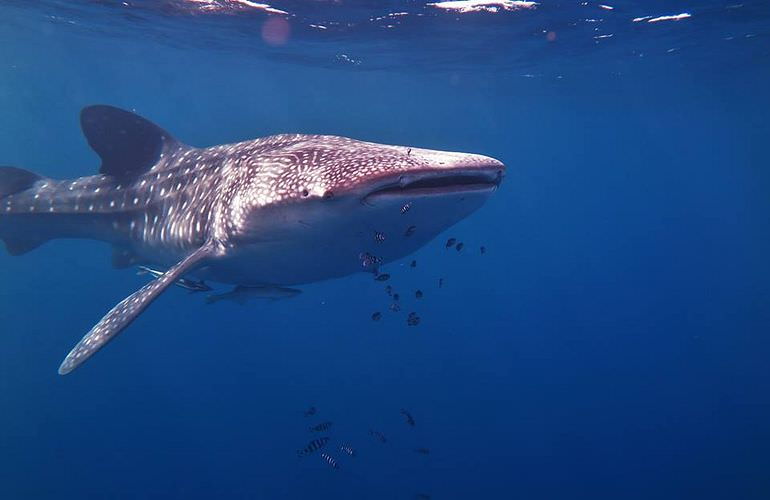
[0,105,505,375]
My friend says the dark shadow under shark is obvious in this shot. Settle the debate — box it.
[0,105,505,374]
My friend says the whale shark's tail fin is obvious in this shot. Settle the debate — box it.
[0,166,50,255]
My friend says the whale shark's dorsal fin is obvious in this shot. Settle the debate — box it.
[0,166,42,198]
[58,242,216,375]
[80,105,189,178]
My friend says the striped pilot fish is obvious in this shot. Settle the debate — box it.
[297,437,330,457]
[339,444,356,457]
[369,429,387,443]
[309,421,333,432]
[320,452,340,470]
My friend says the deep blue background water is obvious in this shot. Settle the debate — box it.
[1,1,769,499]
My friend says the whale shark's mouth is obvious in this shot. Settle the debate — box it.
[365,169,503,200]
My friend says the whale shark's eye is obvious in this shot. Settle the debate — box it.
[301,189,309,197]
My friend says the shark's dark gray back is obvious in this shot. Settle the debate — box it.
[0,106,404,257]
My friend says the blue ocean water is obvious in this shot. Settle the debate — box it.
[1,1,769,498]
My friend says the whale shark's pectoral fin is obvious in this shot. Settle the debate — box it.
[58,244,215,375]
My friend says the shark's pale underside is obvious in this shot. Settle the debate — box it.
[0,105,504,374]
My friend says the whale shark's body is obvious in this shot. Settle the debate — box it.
[0,105,504,374]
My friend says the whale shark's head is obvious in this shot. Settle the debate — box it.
[228,134,504,284]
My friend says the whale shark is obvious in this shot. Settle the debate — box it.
[0,105,505,374]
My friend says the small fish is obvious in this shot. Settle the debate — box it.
[135,266,163,278]
[385,285,393,296]
[400,409,416,427]
[372,311,382,321]
[445,238,456,248]
[304,406,317,417]
[359,252,382,272]
[310,421,333,432]
[455,242,464,251]
[136,266,164,278]
[400,202,412,214]
[374,273,391,282]
[369,429,387,443]
[438,278,444,288]
[393,293,400,301]
[414,448,430,455]
[415,290,423,299]
[407,312,420,326]
[416,494,431,499]
[206,285,301,305]
[480,246,486,254]
[404,225,416,237]
[374,231,386,243]
[410,260,416,268]
[339,444,356,457]
[137,266,212,292]
[320,452,340,470]
[297,437,330,457]
[389,303,401,312]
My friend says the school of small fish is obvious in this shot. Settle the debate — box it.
[365,224,487,331]
[297,405,432,497]
[300,211,489,496]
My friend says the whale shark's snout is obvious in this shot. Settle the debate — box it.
[329,144,505,202]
